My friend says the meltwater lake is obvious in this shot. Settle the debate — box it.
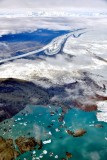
[0,105,107,160]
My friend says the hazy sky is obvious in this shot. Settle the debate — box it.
[0,0,107,10]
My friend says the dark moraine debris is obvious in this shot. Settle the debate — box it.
[66,152,73,158]
[58,115,64,122]
[67,130,74,136]
[47,125,52,128]
[62,107,69,114]
[0,136,20,160]
[73,129,87,137]
[50,111,55,116]
[15,137,37,154]
[67,129,87,137]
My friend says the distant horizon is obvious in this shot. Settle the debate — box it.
[0,7,107,12]
[0,8,107,18]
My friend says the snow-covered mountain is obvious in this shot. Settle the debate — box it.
[0,28,107,123]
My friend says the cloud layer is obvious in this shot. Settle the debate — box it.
[0,0,107,9]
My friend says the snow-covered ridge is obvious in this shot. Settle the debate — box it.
[0,9,107,17]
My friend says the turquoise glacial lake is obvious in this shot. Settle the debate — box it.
[0,105,107,160]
